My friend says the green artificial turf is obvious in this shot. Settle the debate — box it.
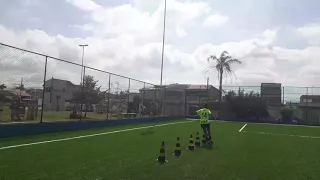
[0,120,320,180]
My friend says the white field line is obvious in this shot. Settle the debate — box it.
[0,121,192,150]
[239,123,248,132]
[241,131,320,139]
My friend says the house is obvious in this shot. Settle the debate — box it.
[43,78,80,111]
[139,84,219,116]
[2,88,32,103]
[7,89,32,102]
[185,85,219,115]
[300,95,320,104]
[163,84,189,116]
[261,83,282,106]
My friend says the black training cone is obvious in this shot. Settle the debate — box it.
[195,132,201,147]
[202,134,206,145]
[157,141,167,163]
[188,135,195,151]
[174,137,182,157]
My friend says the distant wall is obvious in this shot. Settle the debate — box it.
[0,117,179,138]
[185,115,320,126]
[185,115,281,124]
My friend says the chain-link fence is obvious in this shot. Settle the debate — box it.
[1,43,320,125]
[0,43,156,123]
[221,85,320,125]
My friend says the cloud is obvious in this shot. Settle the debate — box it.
[202,14,229,28]
[66,0,102,11]
[297,24,320,45]
[1,0,320,100]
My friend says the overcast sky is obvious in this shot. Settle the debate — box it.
[1,0,320,98]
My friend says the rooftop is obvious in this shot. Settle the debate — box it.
[45,78,78,86]
[140,84,217,91]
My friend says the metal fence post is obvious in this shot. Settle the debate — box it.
[142,83,145,117]
[107,73,111,120]
[184,89,187,116]
[282,87,285,105]
[164,87,167,117]
[80,66,86,121]
[306,87,309,125]
[127,78,131,113]
[40,56,48,123]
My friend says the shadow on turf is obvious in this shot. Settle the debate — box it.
[201,145,218,150]
[140,129,155,135]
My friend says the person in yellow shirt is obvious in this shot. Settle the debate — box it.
[196,103,213,145]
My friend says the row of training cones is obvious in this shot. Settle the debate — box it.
[157,132,208,163]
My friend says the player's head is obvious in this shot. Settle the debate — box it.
[204,103,208,109]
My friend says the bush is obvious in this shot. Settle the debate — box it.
[224,90,269,119]
[280,107,295,123]
[69,111,80,119]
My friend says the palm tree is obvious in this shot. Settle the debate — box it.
[207,51,242,102]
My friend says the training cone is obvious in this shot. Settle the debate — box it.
[157,141,167,163]
[202,134,206,145]
[174,137,182,157]
[188,135,195,151]
[195,132,201,147]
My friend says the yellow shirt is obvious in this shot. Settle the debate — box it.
[196,108,211,124]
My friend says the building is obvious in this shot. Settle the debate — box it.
[300,95,320,104]
[6,89,32,102]
[185,85,219,115]
[261,83,282,106]
[139,84,219,116]
[163,84,189,116]
[43,78,80,111]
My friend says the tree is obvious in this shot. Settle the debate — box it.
[73,75,103,117]
[130,95,142,113]
[225,89,269,119]
[207,51,242,102]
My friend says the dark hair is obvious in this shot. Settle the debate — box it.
[204,103,208,108]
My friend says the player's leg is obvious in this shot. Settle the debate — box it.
[200,124,208,142]
[205,124,213,144]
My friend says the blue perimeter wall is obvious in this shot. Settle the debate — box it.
[0,117,180,138]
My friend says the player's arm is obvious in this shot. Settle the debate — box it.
[208,110,213,119]
[196,109,201,115]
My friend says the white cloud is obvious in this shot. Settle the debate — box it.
[1,0,320,99]
[297,24,320,45]
[66,0,102,11]
[76,0,212,39]
[202,14,229,28]
[297,24,320,37]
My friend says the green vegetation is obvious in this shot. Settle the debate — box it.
[0,107,112,122]
[225,89,269,118]
[281,107,295,123]
[207,51,242,102]
[209,89,269,119]
[0,120,319,180]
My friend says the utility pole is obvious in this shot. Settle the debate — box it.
[160,0,167,86]
[79,44,88,84]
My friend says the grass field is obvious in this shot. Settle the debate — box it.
[0,119,320,180]
[0,107,120,123]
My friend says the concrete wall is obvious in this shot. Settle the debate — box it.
[43,79,79,111]
[0,117,179,138]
